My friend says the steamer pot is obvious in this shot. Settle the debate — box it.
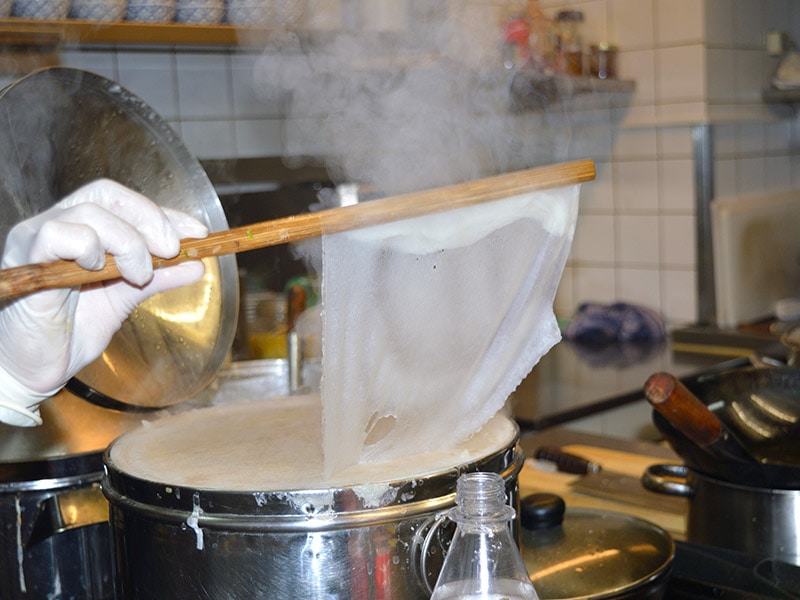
[0,360,314,599]
[643,464,800,566]
[102,398,523,600]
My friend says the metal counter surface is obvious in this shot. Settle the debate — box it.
[509,339,753,431]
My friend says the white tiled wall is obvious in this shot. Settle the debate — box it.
[537,0,800,439]
[2,45,288,160]
[542,0,800,331]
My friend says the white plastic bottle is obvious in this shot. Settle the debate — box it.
[430,472,540,600]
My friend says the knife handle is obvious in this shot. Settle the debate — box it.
[533,446,602,475]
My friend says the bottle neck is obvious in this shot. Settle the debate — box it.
[450,472,515,525]
[449,504,516,526]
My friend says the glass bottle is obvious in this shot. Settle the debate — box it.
[502,8,531,70]
[525,0,556,72]
[555,10,584,76]
[589,42,617,79]
[430,472,540,600]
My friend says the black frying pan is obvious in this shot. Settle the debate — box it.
[650,366,800,489]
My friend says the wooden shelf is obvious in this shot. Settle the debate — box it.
[0,17,275,47]
[509,68,636,112]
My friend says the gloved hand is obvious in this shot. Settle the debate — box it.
[0,179,209,426]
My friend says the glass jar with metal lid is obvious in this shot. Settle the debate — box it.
[555,10,584,76]
[590,42,618,79]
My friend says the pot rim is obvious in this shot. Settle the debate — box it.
[101,410,523,532]
[102,450,524,533]
[689,468,800,494]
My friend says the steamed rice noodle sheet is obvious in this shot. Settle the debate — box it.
[321,184,580,477]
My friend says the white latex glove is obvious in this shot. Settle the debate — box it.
[0,179,209,426]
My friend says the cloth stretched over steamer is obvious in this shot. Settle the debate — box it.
[320,184,580,477]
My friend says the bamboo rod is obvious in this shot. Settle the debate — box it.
[0,159,594,301]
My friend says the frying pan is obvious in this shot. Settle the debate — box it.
[644,372,759,464]
[650,365,800,489]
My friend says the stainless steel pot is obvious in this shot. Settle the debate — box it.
[102,399,523,600]
[197,357,322,405]
[0,390,150,599]
[643,464,800,566]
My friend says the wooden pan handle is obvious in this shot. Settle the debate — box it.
[644,371,723,448]
[0,160,594,302]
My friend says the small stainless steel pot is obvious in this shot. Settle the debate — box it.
[643,464,800,565]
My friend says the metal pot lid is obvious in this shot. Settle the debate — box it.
[0,67,238,410]
[0,388,154,485]
[520,494,674,599]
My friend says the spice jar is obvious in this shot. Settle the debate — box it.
[247,292,288,359]
[555,10,584,76]
[589,42,617,79]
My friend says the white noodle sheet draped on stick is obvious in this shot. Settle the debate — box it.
[321,184,580,477]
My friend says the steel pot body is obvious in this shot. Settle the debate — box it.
[102,400,523,600]
[0,389,153,599]
[0,475,112,600]
[643,464,800,565]
[196,357,322,405]
[0,361,320,599]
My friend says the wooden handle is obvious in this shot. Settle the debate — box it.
[533,445,601,474]
[0,159,594,301]
[644,372,723,448]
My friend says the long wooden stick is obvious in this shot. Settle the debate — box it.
[0,160,594,301]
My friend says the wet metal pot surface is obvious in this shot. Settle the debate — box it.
[102,397,523,600]
[0,390,150,600]
[643,464,800,566]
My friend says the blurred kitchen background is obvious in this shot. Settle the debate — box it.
[1,0,799,438]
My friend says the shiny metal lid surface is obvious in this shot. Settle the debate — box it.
[0,388,153,484]
[0,67,238,410]
[520,494,674,599]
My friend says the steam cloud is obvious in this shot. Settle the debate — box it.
[252,4,563,195]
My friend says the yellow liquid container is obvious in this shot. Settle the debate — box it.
[248,329,288,359]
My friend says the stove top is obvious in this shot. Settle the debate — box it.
[668,541,800,599]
